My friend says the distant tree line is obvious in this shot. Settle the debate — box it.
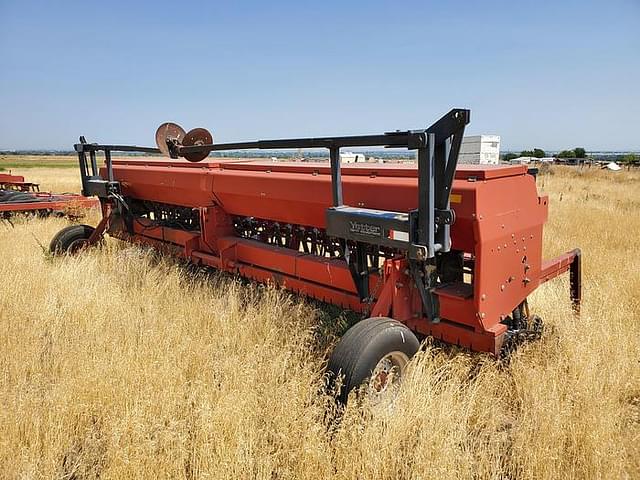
[557,147,586,159]
[620,153,638,164]
[501,148,639,164]
[502,147,586,162]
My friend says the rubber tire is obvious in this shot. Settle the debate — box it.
[49,224,95,255]
[327,317,420,403]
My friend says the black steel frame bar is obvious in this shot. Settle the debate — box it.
[569,248,582,313]
[329,147,343,206]
[74,132,423,156]
[179,132,423,153]
[417,134,435,255]
[75,144,161,154]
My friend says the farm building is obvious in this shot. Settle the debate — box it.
[458,134,500,164]
[510,156,534,165]
[340,151,366,163]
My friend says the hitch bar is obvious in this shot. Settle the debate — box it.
[540,248,582,313]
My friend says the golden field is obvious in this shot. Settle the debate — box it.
[0,164,639,479]
[0,156,78,170]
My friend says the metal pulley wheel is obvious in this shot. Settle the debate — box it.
[182,128,213,162]
[155,122,186,158]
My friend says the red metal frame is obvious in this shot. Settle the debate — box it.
[0,173,40,192]
[0,172,98,215]
[96,158,580,355]
[0,193,98,214]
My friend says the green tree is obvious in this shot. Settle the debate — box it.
[533,148,546,158]
[502,153,519,162]
[519,148,546,158]
[557,150,575,158]
[574,147,586,158]
[621,153,637,164]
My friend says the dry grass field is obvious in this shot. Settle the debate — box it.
[0,163,639,479]
[0,155,78,170]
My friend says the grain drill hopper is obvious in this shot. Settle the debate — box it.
[50,109,581,401]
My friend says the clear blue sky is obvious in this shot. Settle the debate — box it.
[0,0,638,151]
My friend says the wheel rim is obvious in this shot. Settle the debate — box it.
[67,238,88,254]
[369,351,410,394]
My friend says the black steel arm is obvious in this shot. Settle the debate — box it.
[74,143,161,154]
[176,132,424,155]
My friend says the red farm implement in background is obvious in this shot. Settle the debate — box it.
[50,109,581,401]
[0,172,98,219]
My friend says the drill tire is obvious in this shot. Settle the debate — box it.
[327,317,419,403]
[49,224,95,255]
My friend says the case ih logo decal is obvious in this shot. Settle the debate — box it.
[349,221,381,237]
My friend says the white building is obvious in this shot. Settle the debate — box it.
[458,135,500,164]
[341,152,366,163]
[509,156,534,165]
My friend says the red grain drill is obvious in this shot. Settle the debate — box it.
[51,109,581,401]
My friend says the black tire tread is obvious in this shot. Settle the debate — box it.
[329,317,394,385]
[49,224,95,255]
[328,317,419,402]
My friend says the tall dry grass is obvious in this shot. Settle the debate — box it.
[0,165,638,479]
[5,168,82,194]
